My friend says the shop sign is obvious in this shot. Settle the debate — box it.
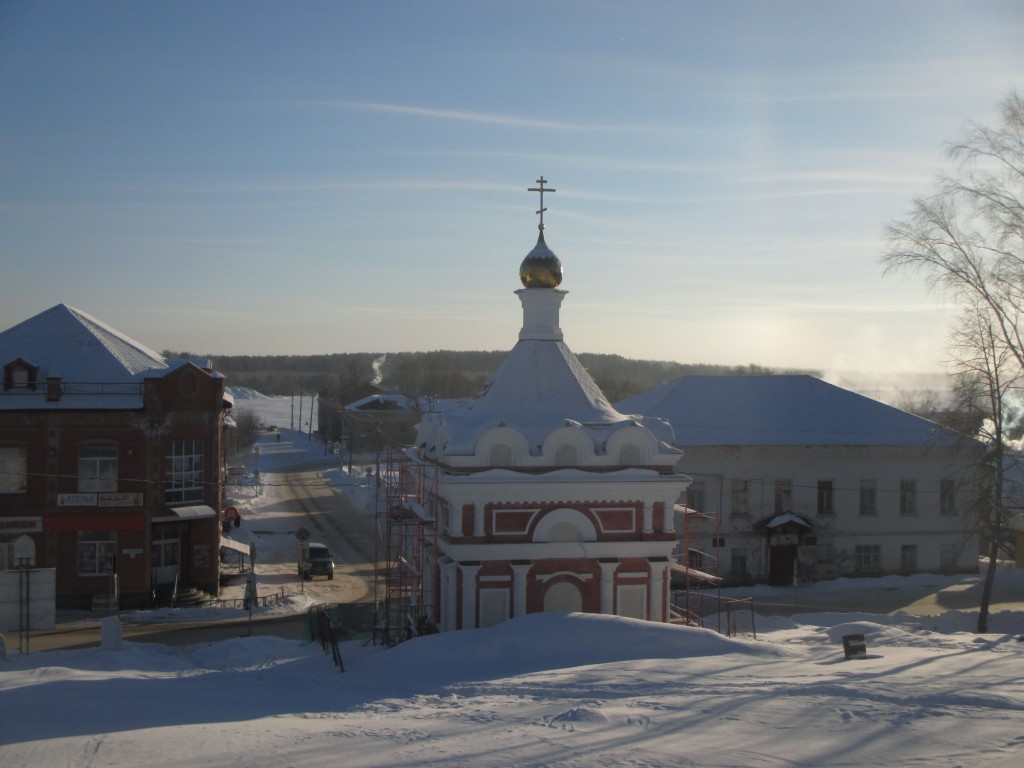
[57,493,97,507]
[56,492,144,507]
[99,492,143,507]
[0,517,42,533]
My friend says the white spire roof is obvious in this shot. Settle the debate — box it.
[417,187,678,460]
[438,337,638,455]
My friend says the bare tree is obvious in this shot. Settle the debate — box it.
[948,299,1022,631]
[883,91,1024,632]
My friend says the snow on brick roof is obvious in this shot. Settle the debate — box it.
[615,374,965,447]
[1,304,167,379]
[0,304,170,409]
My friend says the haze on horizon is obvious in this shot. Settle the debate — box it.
[1,1,1022,375]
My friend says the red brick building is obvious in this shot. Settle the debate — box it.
[0,305,232,609]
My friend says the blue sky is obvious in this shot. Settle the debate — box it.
[2,1,1022,374]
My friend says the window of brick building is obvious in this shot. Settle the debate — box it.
[78,446,117,492]
[165,439,204,504]
[77,531,116,576]
[0,446,27,493]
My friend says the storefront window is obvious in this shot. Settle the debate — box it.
[77,531,116,576]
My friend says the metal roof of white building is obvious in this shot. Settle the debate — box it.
[616,374,966,448]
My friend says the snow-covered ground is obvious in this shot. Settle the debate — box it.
[3,597,1023,767]
[3,397,1023,767]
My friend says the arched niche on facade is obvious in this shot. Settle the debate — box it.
[533,507,597,543]
[605,424,658,466]
[541,425,594,467]
[474,425,530,467]
[543,580,583,613]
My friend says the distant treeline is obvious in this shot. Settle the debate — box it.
[169,349,818,402]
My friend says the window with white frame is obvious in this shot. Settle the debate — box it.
[859,479,877,516]
[900,480,918,516]
[900,544,918,571]
[854,544,881,571]
[940,543,958,570]
[688,548,703,571]
[817,480,834,515]
[78,446,117,492]
[730,548,748,575]
[0,446,27,493]
[165,439,204,504]
[940,479,956,516]
[77,530,116,576]
[730,479,748,516]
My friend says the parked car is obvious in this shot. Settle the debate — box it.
[298,542,335,580]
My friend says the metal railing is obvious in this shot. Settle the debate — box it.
[306,605,345,671]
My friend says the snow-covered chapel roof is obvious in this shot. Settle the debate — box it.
[418,180,677,460]
[616,374,967,448]
[438,337,651,455]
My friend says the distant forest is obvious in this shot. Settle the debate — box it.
[168,349,818,403]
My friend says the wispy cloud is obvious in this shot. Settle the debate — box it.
[742,170,930,186]
[293,100,646,132]
[388,148,716,175]
[709,299,944,316]
[739,58,1019,106]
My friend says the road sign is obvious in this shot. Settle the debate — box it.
[13,535,35,567]
[295,526,310,543]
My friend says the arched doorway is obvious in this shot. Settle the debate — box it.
[543,580,583,613]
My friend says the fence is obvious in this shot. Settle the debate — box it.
[670,590,758,639]
[205,588,288,610]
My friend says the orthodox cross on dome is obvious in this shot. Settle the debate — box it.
[528,176,556,231]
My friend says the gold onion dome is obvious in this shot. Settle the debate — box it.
[519,231,563,288]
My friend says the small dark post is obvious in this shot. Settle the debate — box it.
[843,633,867,659]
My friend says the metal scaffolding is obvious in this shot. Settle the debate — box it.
[671,494,757,638]
[374,450,437,645]
[671,502,723,626]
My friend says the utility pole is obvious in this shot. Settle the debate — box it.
[308,395,316,442]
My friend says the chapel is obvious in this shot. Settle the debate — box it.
[407,179,691,631]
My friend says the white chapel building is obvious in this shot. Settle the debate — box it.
[410,180,691,631]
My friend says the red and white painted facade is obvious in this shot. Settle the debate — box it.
[411,220,690,630]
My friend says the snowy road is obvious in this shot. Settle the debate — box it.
[249,465,378,606]
[220,415,382,609]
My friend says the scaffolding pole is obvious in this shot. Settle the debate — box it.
[374,450,438,645]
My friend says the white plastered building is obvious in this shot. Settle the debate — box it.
[618,375,985,584]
